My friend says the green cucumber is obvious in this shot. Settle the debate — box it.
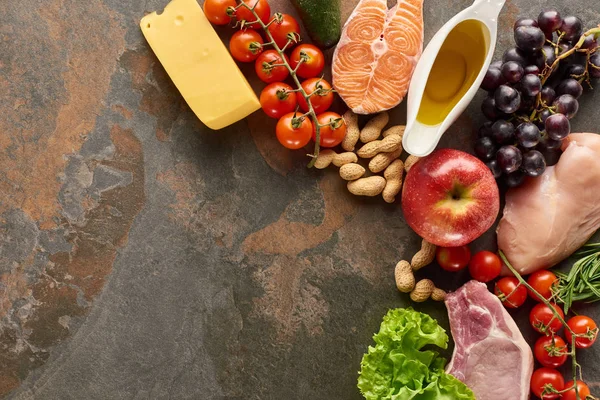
[291,0,341,49]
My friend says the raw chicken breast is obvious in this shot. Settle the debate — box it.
[498,133,600,275]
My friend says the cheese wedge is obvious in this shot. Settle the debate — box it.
[140,0,260,130]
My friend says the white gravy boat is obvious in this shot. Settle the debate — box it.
[403,0,506,157]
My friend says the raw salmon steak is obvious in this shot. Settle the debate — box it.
[332,0,424,114]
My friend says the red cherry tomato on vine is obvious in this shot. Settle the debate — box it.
[562,380,591,400]
[290,44,325,79]
[529,302,564,334]
[255,50,289,83]
[229,29,264,62]
[565,315,598,349]
[436,246,471,272]
[267,13,301,48]
[234,0,271,28]
[527,270,559,301]
[468,251,501,282]
[530,368,564,400]
[297,78,334,114]
[312,112,346,148]
[276,112,313,150]
[534,335,568,368]
[203,0,237,25]
[495,277,527,308]
[259,82,297,119]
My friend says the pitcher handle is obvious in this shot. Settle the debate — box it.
[470,0,505,21]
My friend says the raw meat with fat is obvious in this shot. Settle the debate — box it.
[497,133,600,275]
[446,281,533,400]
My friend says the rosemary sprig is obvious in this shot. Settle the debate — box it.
[554,242,600,313]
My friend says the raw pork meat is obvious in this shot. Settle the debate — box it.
[498,133,600,275]
[446,281,533,400]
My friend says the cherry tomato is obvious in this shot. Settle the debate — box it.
[229,29,264,62]
[468,251,502,282]
[276,112,313,150]
[255,50,289,83]
[495,277,527,308]
[534,335,568,368]
[290,44,325,79]
[527,270,559,301]
[203,0,237,25]
[234,0,271,28]
[259,82,297,119]
[297,78,334,114]
[267,13,301,48]
[436,246,471,272]
[530,303,564,334]
[312,112,346,148]
[531,368,565,400]
[562,380,592,400]
[565,316,598,349]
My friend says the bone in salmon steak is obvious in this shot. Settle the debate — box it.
[446,281,533,400]
[332,0,424,114]
[497,133,600,275]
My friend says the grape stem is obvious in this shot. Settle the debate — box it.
[237,0,322,167]
[533,25,600,120]
[499,251,590,400]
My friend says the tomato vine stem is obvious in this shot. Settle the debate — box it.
[499,251,588,400]
[238,0,322,168]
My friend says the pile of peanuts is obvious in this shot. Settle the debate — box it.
[314,111,421,203]
[394,239,447,302]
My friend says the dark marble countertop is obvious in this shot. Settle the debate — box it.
[1,0,599,398]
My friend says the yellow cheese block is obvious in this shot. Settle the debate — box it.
[140,0,260,130]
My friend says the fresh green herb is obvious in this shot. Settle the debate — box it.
[358,308,475,400]
[554,242,600,313]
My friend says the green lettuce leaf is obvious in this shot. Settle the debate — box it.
[357,308,475,400]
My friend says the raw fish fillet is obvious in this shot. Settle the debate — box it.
[498,133,600,275]
[446,281,533,400]
[332,0,424,114]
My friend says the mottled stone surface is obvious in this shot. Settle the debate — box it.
[1,0,599,398]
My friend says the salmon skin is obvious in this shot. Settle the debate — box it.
[332,0,424,114]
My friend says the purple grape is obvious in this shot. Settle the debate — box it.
[481,67,506,91]
[492,120,515,144]
[553,94,579,119]
[538,8,563,32]
[537,146,562,166]
[503,48,528,66]
[501,61,525,83]
[474,137,497,160]
[556,78,583,99]
[540,109,552,123]
[522,150,547,177]
[560,16,583,41]
[558,42,573,55]
[494,85,521,114]
[482,96,502,120]
[524,65,540,75]
[478,121,494,138]
[515,18,539,30]
[545,113,571,140]
[565,64,586,79]
[516,122,541,148]
[541,45,557,67]
[486,159,502,179]
[515,26,546,53]
[581,35,598,50]
[538,134,563,150]
[590,53,600,79]
[505,170,526,187]
[520,74,542,97]
[541,86,556,105]
[497,145,523,174]
[519,95,536,112]
[490,60,503,69]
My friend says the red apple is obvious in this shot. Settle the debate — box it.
[402,149,500,247]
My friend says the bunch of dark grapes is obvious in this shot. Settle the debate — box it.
[476,8,600,187]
